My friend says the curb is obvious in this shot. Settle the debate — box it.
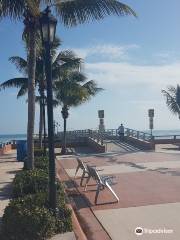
[67,204,87,240]
[56,166,87,240]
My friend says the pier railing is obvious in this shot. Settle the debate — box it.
[57,129,104,145]
[104,128,153,142]
[56,128,153,145]
[36,129,180,143]
[153,135,180,140]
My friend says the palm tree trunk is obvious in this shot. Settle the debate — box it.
[39,98,43,149]
[26,23,36,170]
[61,105,68,154]
[42,93,46,155]
[61,116,67,154]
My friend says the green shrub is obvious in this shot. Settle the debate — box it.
[1,203,56,240]
[5,158,73,239]
[12,169,48,198]
[0,192,72,240]
[11,187,66,209]
[11,192,49,209]
[34,156,49,172]
[34,148,45,157]
[55,207,72,233]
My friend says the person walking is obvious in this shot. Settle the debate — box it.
[118,124,124,141]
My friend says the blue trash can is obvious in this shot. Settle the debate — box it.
[16,140,27,161]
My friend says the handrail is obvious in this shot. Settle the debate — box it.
[104,128,153,142]
[154,135,180,137]
[56,128,153,144]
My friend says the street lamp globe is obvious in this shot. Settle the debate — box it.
[40,6,57,44]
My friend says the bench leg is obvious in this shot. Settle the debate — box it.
[80,171,86,186]
[95,184,101,204]
[84,175,91,191]
[105,181,119,202]
[74,165,80,178]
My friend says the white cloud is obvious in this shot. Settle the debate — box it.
[57,43,180,130]
[86,61,180,89]
[155,51,180,64]
[72,43,139,61]
[68,43,180,90]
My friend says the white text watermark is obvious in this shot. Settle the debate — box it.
[135,227,174,236]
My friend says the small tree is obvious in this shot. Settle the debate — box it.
[162,85,180,119]
[0,47,81,149]
[54,55,102,154]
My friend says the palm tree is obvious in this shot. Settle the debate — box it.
[162,85,180,119]
[0,0,136,169]
[54,62,102,154]
[0,48,80,135]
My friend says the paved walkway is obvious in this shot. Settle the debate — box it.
[105,140,140,152]
[57,147,180,240]
[156,143,180,154]
[49,232,76,240]
[0,150,23,222]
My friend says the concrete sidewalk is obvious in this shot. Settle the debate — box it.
[0,150,23,222]
[58,148,180,240]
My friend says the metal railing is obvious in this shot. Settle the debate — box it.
[104,128,153,142]
[56,128,153,145]
[153,135,180,140]
[31,130,180,147]
[0,141,13,148]
[33,128,155,145]
[125,128,153,142]
[57,129,104,145]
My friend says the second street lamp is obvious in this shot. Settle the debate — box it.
[40,6,57,211]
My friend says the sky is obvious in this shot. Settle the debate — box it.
[0,0,180,134]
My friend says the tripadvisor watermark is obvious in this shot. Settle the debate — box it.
[135,227,173,236]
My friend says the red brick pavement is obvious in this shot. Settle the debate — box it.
[57,151,180,239]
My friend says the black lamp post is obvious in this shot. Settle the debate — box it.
[40,6,57,211]
[61,106,69,154]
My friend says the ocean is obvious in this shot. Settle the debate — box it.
[0,130,180,143]
[145,130,180,136]
[0,134,27,143]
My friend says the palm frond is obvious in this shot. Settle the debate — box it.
[68,71,87,83]
[17,83,28,98]
[51,37,62,56]
[162,89,180,117]
[9,56,28,75]
[53,50,81,65]
[176,85,180,106]
[61,58,82,72]
[54,69,102,108]
[166,85,176,96]
[54,0,137,27]
[0,77,28,90]
[52,51,82,80]
[0,0,25,20]
[83,80,103,96]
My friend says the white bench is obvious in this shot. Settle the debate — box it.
[84,165,119,204]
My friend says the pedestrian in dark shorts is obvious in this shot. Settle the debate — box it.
[118,124,124,141]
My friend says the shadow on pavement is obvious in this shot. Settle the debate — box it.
[0,182,12,200]
[149,167,180,176]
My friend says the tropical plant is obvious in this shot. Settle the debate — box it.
[0,0,136,169]
[162,85,180,119]
[54,56,103,154]
[0,47,81,149]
